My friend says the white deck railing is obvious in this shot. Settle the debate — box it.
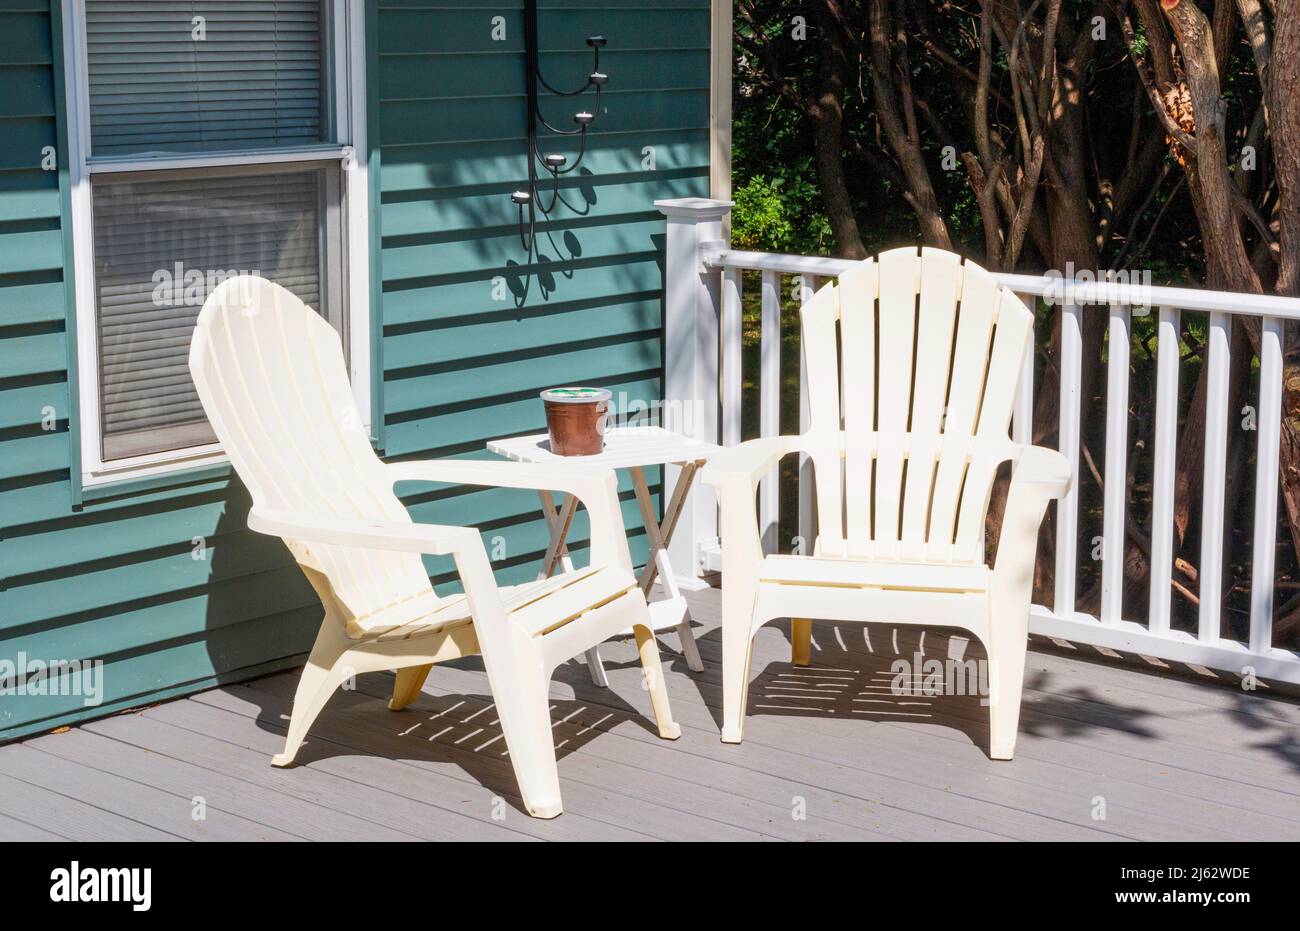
[657,198,1300,686]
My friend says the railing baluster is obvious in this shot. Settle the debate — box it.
[720,268,742,449]
[1199,310,1232,642]
[1054,302,1082,616]
[797,274,819,555]
[1100,303,1131,625]
[760,269,781,553]
[1012,294,1034,446]
[1250,316,1284,653]
[1148,306,1180,636]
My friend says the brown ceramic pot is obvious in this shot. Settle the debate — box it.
[541,387,611,456]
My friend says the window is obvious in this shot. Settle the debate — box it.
[62,0,371,484]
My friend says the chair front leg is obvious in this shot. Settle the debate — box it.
[485,644,564,818]
[273,618,351,767]
[986,458,1063,760]
[713,477,765,745]
[984,598,1029,760]
[719,583,757,744]
[452,536,565,818]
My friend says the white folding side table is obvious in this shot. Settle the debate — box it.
[487,426,719,686]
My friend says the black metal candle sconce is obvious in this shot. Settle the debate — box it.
[510,0,607,255]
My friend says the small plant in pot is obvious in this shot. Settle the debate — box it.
[541,387,611,456]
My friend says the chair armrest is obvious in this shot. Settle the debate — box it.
[700,436,803,489]
[248,506,479,557]
[702,437,802,577]
[1008,444,1071,496]
[387,458,633,573]
[991,444,1072,595]
[249,505,515,635]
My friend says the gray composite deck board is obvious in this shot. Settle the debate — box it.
[0,768,182,842]
[242,670,891,841]
[364,648,1106,839]
[42,721,410,841]
[204,677,773,841]
[703,626,1300,825]
[88,707,538,842]
[10,734,305,842]
[187,683,666,841]
[0,810,68,840]
[1,584,1297,841]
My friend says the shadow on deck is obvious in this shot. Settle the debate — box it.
[1,584,1298,841]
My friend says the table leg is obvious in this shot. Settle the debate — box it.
[630,464,705,672]
[538,490,608,687]
[538,491,577,579]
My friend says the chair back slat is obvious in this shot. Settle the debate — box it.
[800,279,846,552]
[870,249,920,559]
[952,287,1034,554]
[837,260,876,555]
[900,251,962,556]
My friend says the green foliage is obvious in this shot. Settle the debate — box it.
[731,78,837,254]
[1129,18,1150,57]
[730,0,1238,277]
[731,176,792,251]
[731,172,832,253]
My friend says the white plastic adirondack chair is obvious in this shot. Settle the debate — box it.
[188,275,680,819]
[701,248,1070,758]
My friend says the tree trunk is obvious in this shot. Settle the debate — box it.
[809,0,867,258]
[1268,0,1300,578]
[811,97,867,259]
[865,0,953,249]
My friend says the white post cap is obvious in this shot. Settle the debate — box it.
[655,197,734,220]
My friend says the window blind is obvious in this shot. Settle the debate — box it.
[92,164,340,460]
[85,0,327,156]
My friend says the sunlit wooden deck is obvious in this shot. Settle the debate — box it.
[2,584,1299,841]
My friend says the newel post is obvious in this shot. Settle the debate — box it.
[656,197,732,587]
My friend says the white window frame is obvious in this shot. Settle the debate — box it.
[61,0,373,487]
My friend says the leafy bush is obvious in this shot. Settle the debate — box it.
[731,173,833,254]
[731,176,792,251]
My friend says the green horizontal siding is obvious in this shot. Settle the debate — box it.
[0,616,321,737]
[380,48,707,100]
[0,118,57,169]
[382,295,660,365]
[0,327,64,377]
[0,0,709,742]
[0,2,324,741]
[372,0,708,589]
[379,7,707,55]
[380,91,708,146]
[379,132,705,192]
[0,278,66,325]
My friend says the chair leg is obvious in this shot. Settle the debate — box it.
[388,664,433,711]
[633,623,681,740]
[986,609,1030,760]
[791,617,812,666]
[489,652,564,819]
[272,630,350,767]
[676,620,705,673]
[584,646,610,687]
[720,598,755,744]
